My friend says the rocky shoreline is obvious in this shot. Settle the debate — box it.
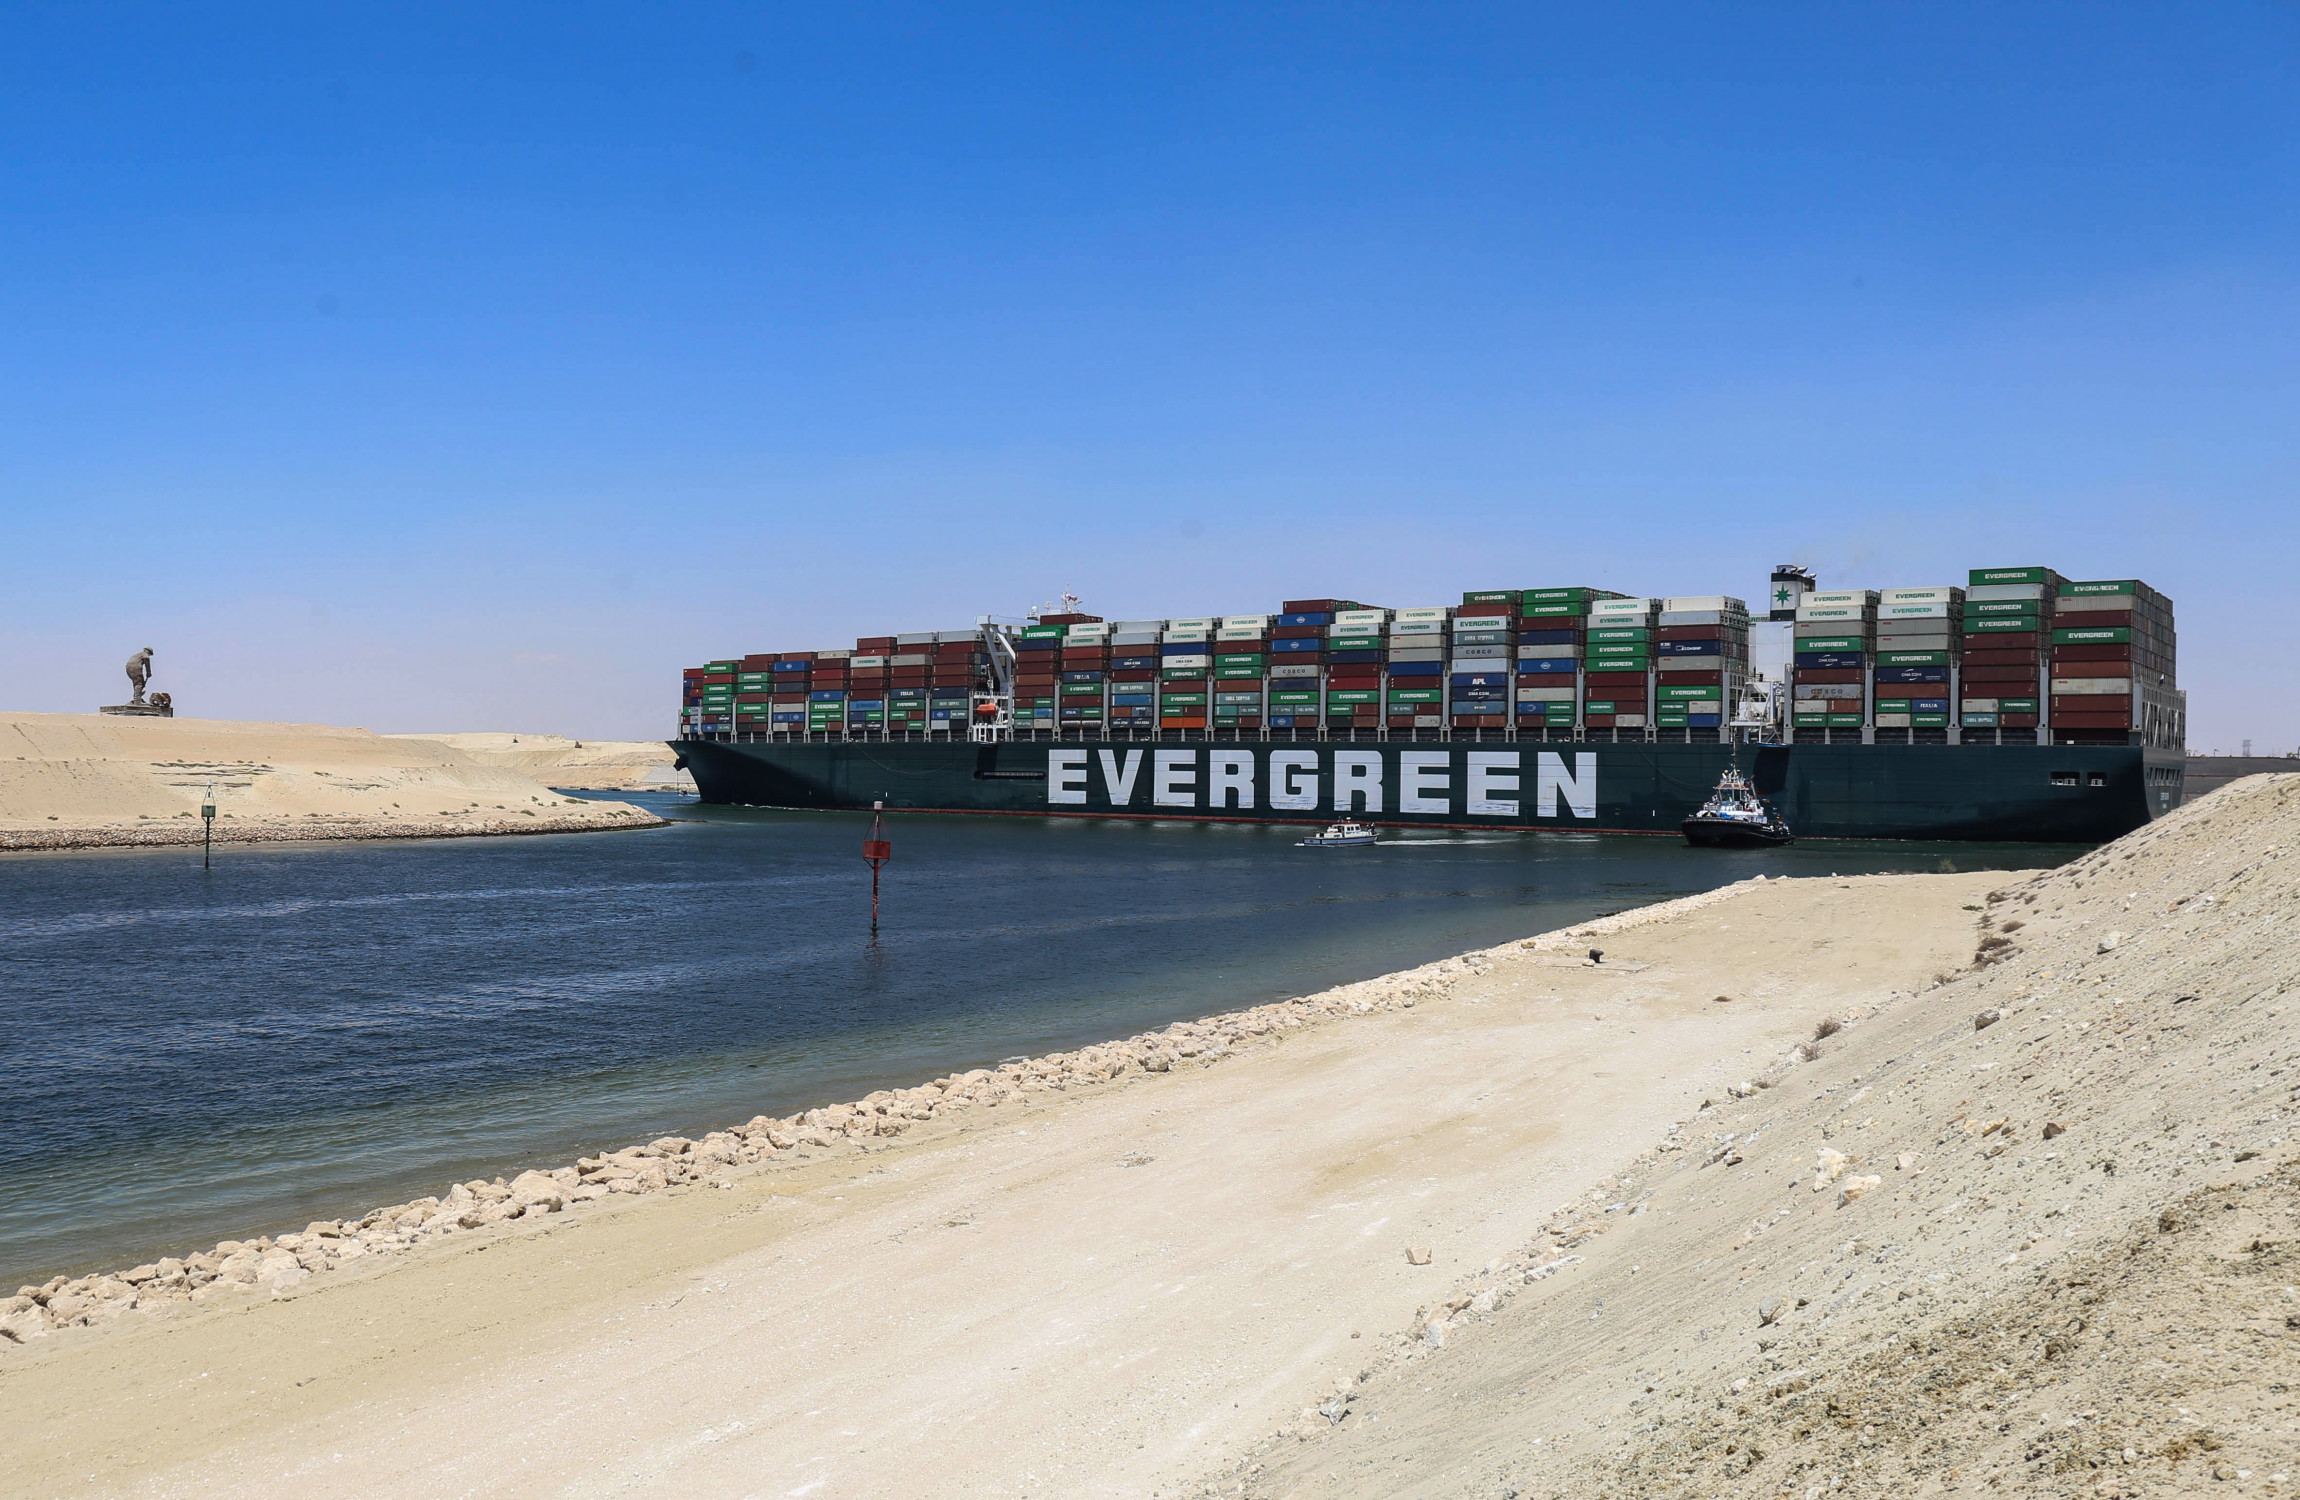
[0,879,1793,1354]
[0,806,669,853]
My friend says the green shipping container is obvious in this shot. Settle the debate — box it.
[1060,683,1102,696]
[1962,712,2000,727]
[2053,626,2132,645]
[1022,626,1064,639]
[1826,713,1866,727]
[1795,635,1866,652]
[1386,688,1442,704]
[1215,654,1266,667]
[705,660,741,671]
[1586,627,1650,643]
[2061,579,2140,597]
[1328,635,1382,652]
[1587,643,1650,659]
[1327,689,1380,705]
[1582,700,1616,713]
[1159,692,1207,706]
[1461,590,1520,604]
[1659,685,1719,701]
[1968,566,2054,586]
[1270,690,1319,705]
[1877,651,1951,667]
[1966,617,2042,634]
[1215,666,1265,679]
[1519,601,1588,617]
[1964,599,2041,618]
[1911,713,1950,727]
[1999,697,2040,712]
[1524,587,1600,602]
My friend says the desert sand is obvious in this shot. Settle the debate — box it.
[389,731,693,792]
[0,713,664,851]
[2,776,2295,1498]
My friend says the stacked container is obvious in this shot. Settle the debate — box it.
[1516,588,1605,736]
[1157,617,1215,730]
[2050,579,2181,747]
[1654,595,1747,736]
[1959,568,2060,743]
[1582,596,1656,733]
[1384,607,1448,727]
[1011,624,1064,727]
[1321,606,1388,733]
[1105,619,1162,731]
[1870,587,1961,742]
[1791,590,1877,740]
[1212,615,1269,732]
[1448,590,1517,729]
[1269,600,1342,729]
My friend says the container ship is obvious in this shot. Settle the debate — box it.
[670,568,2189,843]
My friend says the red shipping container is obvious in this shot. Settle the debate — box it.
[740,654,777,669]
[2051,643,2133,664]
[1111,668,1157,682]
[2000,712,2040,728]
[2052,711,2132,728]
[2052,610,2133,630]
[1281,599,1350,613]
[1583,714,1617,728]
[1517,672,1575,687]
[683,668,708,681]
[1454,602,1514,619]
[701,672,736,686]
[1159,716,1208,728]
[1220,638,1269,652]
[1959,647,2040,667]
[1164,677,1210,690]
[1960,664,2039,684]
[2052,694,2131,712]
[1794,668,1862,684]
[855,636,896,651]
[1036,613,1101,626]
[1962,631,2039,650]
[1584,670,1649,688]
[1328,671,1382,687]
[1658,669,1724,687]
[1272,624,1326,639]
[1385,715,1418,728]
[1656,625,1730,642]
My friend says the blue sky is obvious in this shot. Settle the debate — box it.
[3,3,2294,747]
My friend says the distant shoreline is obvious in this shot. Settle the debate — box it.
[0,807,671,854]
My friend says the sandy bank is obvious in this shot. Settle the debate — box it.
[389,731,693,792]
[0,861,1994,1498]
[0,713,665,852]
[6,777,2294,1497]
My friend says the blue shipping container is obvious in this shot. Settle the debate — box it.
[1658,640,1724,656]
[1328,650,1384,663]
[1386,660,1442,676]
[1686,714,1723,726]
[1911,697,1949,712]
[1794,651,1865,670]
[1450,672,1510,688]
[1271,638,1324,653]
[809,689,848,701]
[1518,629,1580,646]
[1875,665,1950,684]
[1276,613,1332,627]
[1517,657,1577,674]
[1110,656,1157,670]
[1061,670,1105,683]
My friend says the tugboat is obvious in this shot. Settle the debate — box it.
[1299,820,1379,848]
[1682,766,1794,848]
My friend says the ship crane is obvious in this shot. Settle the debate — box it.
[971,615,1024,742]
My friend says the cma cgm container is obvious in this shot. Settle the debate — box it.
[675,567,2186,841]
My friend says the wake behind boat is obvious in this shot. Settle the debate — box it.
[1682,766,1793,848]
[1299,820,1378,848]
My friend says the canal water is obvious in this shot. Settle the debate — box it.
[0,795,2070,1286]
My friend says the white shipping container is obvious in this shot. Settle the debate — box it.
[2058,594,2137,613]
[894,632,938,645]
[1270,663,1321,679]
[1515,687,1577,702]
[1659,610,1750,628]
[1794,682,1865,699]
[1166,618,1215,631]
[1879,587,1964,604]
[1391,620,1446,635]
[1333,609,1389,627]
[1392,607,1449,622]
[1516,643,1582,658]
[1214,626,1262,640]
[1112,620,1166,631]
[1219,615,1269,628]
[2052,677,2133,695]
[1964,583,2047,601]
[1961,699,2001,712]
[1451,645,1510,661]
[1163,654,1212,670]
[1612,713,1648,727]
[1796,604,1876,622]
[889,653,929,666]
[1881,602,1952,619]
[1111,633,1161,645]
[816,649,854,659]
[1388,647,1445,661]
[1661,595,1748,613]
[1806,589,1880,606]
[1875,713,1912,727]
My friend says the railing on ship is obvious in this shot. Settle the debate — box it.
[676,724,1746,745]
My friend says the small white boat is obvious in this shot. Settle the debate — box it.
[1682,766,1794,847]
[1299,820,1378,847]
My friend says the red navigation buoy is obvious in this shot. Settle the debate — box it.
[862,800,892,934]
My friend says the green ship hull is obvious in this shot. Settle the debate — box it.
[673,738,2184,842]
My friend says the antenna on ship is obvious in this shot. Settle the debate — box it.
[863,801,892,936]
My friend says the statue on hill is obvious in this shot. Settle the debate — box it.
[101,648,173,717]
